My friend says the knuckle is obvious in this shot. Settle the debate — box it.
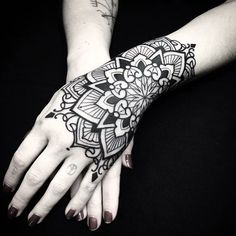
[34,121,49,137]
[25,170,43,186]
[35,116,46,128]
[50,137,72,153]
[82,182,96,193]
[54,137,70,149]
[50,182,67,196]
[34,204,51,215]
[12,153,28,169]
[35,117,43,126]
[88,200,100,209]
[35,117,50,131]
[13,192,29,205]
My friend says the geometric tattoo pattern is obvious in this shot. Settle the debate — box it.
[45,37,196,181]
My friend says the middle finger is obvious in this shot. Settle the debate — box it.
[27,153,89,225]
[8,143,66,217]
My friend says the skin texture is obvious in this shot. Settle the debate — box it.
[3,0,236,230]
[63,0,125,229]
[45,37,196,182]
[4,36,196,225]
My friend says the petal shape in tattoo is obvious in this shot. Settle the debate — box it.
[48,37,196,179]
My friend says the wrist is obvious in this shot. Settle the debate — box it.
[66,48,110,82]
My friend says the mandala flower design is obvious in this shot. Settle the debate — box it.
[89,44,185,141]
[46,37,196,180]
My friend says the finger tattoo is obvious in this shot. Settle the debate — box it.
[67,164,77,175]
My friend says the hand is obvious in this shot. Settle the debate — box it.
[70,138,133,230]
[3,37,195,227]
[66,54,134,230]
[4,59,138,225]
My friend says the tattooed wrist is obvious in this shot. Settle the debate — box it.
[46,37,196,181]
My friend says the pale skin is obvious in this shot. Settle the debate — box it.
[5,0,132,230]
[63,0,134,230]
[3,0,236,231]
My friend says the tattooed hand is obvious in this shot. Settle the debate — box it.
[3,37,195,226]
[66,51,134,229]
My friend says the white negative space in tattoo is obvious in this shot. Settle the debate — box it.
[45,37,196,182]
[90,0,117,29]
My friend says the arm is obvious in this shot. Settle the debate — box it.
[63,0,118,80]
[167,0,236,76]
[4,0,236,227]
[63,0,128,229]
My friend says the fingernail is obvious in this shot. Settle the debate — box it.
[77,210,84,221]
[8,206,18,219]
[104,211,113,224]
[3,184,13,193]
[125,154,133,169]
[28,214,40,227]
[88,217,97,231]
[66,209,75,220]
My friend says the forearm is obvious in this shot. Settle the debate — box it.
[62,0,236,121]
[65,0,236,127]
[167,0,236,77]
[63,0,118,77]
[33,1,236,187]
[102,0,236,101]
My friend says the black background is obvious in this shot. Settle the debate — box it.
[1,0,236,235]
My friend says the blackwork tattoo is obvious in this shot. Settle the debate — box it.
[45,37,196,182]
[67,164,77,175]
[90,0,117,31]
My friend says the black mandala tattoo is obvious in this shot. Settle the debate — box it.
[45,37,196,181]
[90,0,117,31]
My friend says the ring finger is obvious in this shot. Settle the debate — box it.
[27,154,89,225]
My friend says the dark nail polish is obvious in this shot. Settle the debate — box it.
[88,217,97,231]
[3,184,13,193]
[28,214,40,227]
[104,211,113,224]
[8,206,18,219]
[125,154,133,169]
[66,209,75,220]
[77,211,84,221]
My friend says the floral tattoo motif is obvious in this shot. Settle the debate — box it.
[45,37,196,181]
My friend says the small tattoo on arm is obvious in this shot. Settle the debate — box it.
[67,164,77,175]
[90,0,117,31]
[46,37,196,182]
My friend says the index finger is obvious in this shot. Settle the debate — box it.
[3,126,47,191]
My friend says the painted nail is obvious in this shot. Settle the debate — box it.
[8,206,18,219]
[3,184,13,193]
[66,209,75,220]
[88,217,97,231]
[125,154,133,169]
[104,211,113,224]
[28,214,40,227]
[77,210,84,221]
